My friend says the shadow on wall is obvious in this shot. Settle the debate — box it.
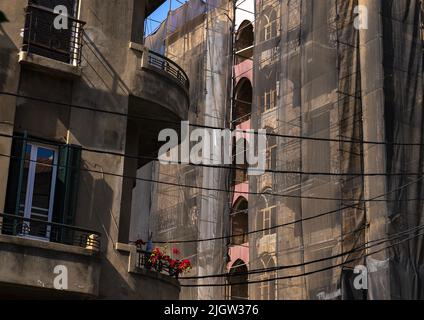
[0,24,17,92]
[77,162,114,250]
[80,31,131,105]
[78,161,126,299]
[65,31,133,152]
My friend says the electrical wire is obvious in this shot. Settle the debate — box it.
[3,90,424,147]
[1,131,423,178]
[3,131,424,205]
[179,222,424,280]
[2,129,424,202]
[1,149,419,244]
[179,227,424,287]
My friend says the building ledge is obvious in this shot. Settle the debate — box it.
[132,266,181,291]
[0,233,99,257]
[0,234,101,297]
[115,242,180,291]
[18,51,82,79]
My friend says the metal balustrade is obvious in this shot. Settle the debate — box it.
[22,4,85,66]
[0,212,101,250]
[147,50,190,90]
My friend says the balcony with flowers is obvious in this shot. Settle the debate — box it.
[135,246,192,279]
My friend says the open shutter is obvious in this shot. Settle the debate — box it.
[52,144,81,242]
[3,136,27,235]
[4,138,26,215]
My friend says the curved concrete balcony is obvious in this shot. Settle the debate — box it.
[129,44,189,122]
[115,243,180,299]
[127,44,190,166]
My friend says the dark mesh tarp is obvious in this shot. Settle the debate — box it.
[143,0,233,300]
[141,0,424,300]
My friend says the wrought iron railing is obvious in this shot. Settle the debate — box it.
[147,50,190,90]
[0,213,101,251]
[22,4,85,66]
[136,249,180,279]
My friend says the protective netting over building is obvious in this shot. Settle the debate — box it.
[249,0,424,300]
[249,0,365,300]
[144,0,424,300]
[145,0,233,300]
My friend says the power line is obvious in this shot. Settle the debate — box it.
[3,90,424,147]
[2,132,424,203]
[2,131,422,179]
[180,222,424,280]
[1,151,422,244]
[153,175,424,244]
[2,131,424,204]
[179,227,424,287]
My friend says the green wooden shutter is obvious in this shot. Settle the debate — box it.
[3,136,27,235]
[52,144,81,243]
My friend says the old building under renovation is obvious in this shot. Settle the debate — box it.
[1,0,424,300]
[135,0,424,300]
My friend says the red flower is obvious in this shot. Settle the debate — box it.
[169,259,177,268]
[172,247,181,255]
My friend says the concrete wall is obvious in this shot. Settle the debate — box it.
[0,0,25,214]
[0,0,182,299]
[0,234,101,298]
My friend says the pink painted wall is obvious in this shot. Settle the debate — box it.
[227,244,249,271]
[234,59,253,83]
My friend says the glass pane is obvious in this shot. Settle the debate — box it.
[32,147,54,210]
[29,147,55,238]
[19,145,31,216]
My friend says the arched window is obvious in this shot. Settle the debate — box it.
[233,78,252,126]
[259,255,277,299]
[235,20,254,64]
[231,197,248,245]
[228,259,248,300]
[256,189,276,237]
[260,6,279,42]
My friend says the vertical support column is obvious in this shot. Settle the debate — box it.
[358,0,390,300]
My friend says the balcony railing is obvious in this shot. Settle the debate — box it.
[0,213,101,251]
[147,50,189,90]
[22,4,85,66]
[136,250,180,279]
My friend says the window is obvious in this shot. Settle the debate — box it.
[235,20,254,64]
[3,136,81,242]
[264,24,272,41]
[259,206,276,236]
[228,260,248,300]
[265,127,277,170]
[259,47,279,69]
[262,89,277,112]
[266,144,277,170]
[232,138,248,184]
[233,78,252,126]
[20,143,57,239]
[256,191,276,237]
[231,197,248,245]
[261,7,279,41]
[259,256,277,299]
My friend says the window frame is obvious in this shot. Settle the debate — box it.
[20,142,58,240]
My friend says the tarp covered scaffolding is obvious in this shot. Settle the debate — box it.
[142,0,424,300]
[249,0,424,300]
[145,0,234,300]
